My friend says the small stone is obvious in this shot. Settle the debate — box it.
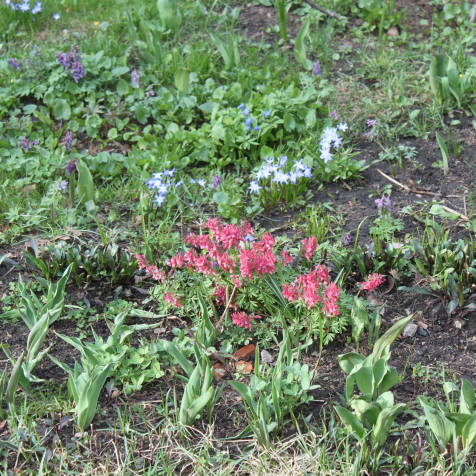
[261,350,274,364]
[417,321,428,330]
[403,323,418,337]
[416,327,429,337]
[454,319,465,329]
[387,27,399,37]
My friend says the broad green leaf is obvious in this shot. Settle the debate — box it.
[52,99,71,120]
[461,414,476,450]
[355,366,374,398]
[372,404,406,448]
[338,352,365,375]
[372,316,412,361]
[460,379,475,414]
[335,405,365,440]
[6,353,24,404]
[420,398,455,448]
[76,159,95,208]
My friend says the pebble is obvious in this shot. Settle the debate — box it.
[403,323,418,337]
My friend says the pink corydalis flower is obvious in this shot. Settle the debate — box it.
[231,311,261,330]
[358,273,386,292]
[136,254,165,281]
[163,292,183,308]
[280,249,293,266]
[302,236,318,260]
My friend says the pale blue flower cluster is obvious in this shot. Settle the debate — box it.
[319,123,348,163]
[5,1,60,19]
[249,156,312,194]
[5,0,42,13]
[146,171,214,207]
[238,104,261,132]
[146,169,178,207]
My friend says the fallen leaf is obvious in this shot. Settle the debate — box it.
[235,360,253,374]
[22,184,36,193]
[213,363,226,379]
[233,343,256,361]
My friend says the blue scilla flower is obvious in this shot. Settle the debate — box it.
[238,103,250,116]
[245,116,254,132]
[254,125,260,131]
[249,181,261,194]
[262,110,271,117]
[31,1,42,14]
[153,194,167,207]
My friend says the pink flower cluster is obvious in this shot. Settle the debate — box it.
[167,219,278,285]
[282,264,340,316]
[164,292,183,308]
[231,311,261,330]
[302,236,318,260]
[136,254,165,282]
[358,273,386,292]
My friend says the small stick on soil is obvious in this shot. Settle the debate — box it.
[376,168,469,221]
[376,168,439,196]
[301,0,345,19]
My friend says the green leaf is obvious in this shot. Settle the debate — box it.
[460,379,475,414]
[157,0,182,32]
[372,316,412,361]
[174,68,190,93]
[6,352,25,404]
[117,79,129,96]
[355,365,374,398]
[461,414,476,450]
[52,99,71,120]
[76,159,95,209]
[350,297,368,344]
[338,352,365,375]
[435,132,449,176]
[420,397,455,448]
[294,20,311,68]
[372,404,406,448]
[335,405,365,440]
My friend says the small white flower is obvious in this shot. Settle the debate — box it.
[337,122,348,132]
[249,181,261,193]
[153,194,167,207]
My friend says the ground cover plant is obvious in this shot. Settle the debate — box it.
[0,0,475,474]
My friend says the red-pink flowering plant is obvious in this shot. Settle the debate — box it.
[136,219,351,346]
[357,273,386,293]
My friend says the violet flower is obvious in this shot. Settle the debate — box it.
[65,158,77,175]
[312,61,321,76]
[7,58,21,70]
[131,69,140,88]
[375,195,392,212]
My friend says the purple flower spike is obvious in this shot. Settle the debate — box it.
[56,45,85,82]
[342,233,353,246]
[61,130,74,153]
[312,61,321,76]
[367,119,377,128]
[212,175,221,188]
[7,58,21,70]
[65,158,77,176]
[375,195,392,212]
[58,180,69,191]
[131,69,140,88]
